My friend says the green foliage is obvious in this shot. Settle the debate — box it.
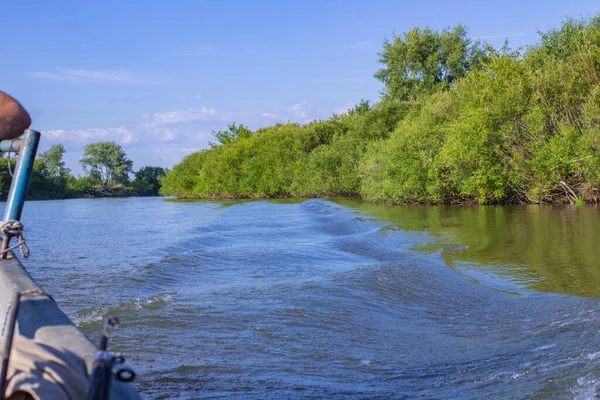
[0,138,169,199]
[161,13,600,205]
[0,157,15,199]
[354,99,371,115]
[374,24,493,100]
[39,144,70,179]
[0,144,73,199]
[196,124,309,197]
[80,141,133,186]
[209,123,252,147]
[32,144,72,197]
[133,166,167,196]
[160,151,208,197]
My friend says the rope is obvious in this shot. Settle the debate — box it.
[0,221,29,259]
[6,152,12,179]
[1,290,53,336]
[1,305,11,337]
[5,139,17,179]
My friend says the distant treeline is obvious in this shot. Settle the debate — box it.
[160,14,600,204]
[0,141,166,200]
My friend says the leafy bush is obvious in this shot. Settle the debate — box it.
[161,13,600,204]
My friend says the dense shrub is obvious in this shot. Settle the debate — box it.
[162,14,600,204]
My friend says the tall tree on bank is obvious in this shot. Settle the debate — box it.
[80,141,133,186]
[39,144,70,180]
[31,143,72,197]
[133,166,167,195]
[374,24,493,100]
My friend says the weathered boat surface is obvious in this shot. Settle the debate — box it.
[0,252,140,399]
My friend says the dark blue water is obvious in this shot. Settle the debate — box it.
[13,197,600,398]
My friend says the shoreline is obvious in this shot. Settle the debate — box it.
[170,192,594,206]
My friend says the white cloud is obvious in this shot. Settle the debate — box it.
[344,40,373,49]
[334,103,355,116]
[45,126,136,144]
[196,132,212,141]
[44,129,66,139]
[183,147,203,153]
[125,146,201,173]
[41,100,320,174]
[132,121,184,143]
[180,94,203,101]
[27,68,161,85]
[151,107,217,124]
[45,101,315,150]
[149,128,176,142]
[43,107,220,154]
[290,102,309,119]
[137,122,158,129]
[257,102,313,122]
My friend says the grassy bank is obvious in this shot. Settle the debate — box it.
[161,14,600,205]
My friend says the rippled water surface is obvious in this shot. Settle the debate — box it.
[12,197,600,398]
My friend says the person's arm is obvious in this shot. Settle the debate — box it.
[0,91,31,139]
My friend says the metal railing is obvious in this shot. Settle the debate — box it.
[0,130,41,258]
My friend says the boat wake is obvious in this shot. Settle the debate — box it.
[20,198,600,398]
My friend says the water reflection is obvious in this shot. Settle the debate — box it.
[332,199,600,298]
[167,197,306,209]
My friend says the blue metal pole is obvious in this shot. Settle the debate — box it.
[0,129,41,258]
[3,129,41,222]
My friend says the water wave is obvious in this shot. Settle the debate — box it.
[17,198,600,398]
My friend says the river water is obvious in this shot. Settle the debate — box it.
[13,197,600,398]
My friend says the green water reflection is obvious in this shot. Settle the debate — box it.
[332,199,600,298]
[166,197,306,208]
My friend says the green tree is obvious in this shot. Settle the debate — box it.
[374,24,492,100]
[133,166,166,195]
[209,123,252,147]
[80,141,133,186]
[39,144,70,180]
[160,12,600,205]
[354,99,371,115]
[25,144,72,198]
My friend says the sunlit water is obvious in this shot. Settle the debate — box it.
[10,197,600,398]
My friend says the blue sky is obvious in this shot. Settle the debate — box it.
[2,0,599,175]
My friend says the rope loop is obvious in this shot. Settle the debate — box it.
[0,221,22,237]
[5,139,18,178]
[0,220,29,259]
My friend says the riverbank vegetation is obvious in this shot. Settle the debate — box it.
[161,13,600,204]
[0,142,166,200]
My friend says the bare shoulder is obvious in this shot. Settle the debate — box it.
[0,90,26,113]
[0,91,31,139]
[0,90,19,103]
